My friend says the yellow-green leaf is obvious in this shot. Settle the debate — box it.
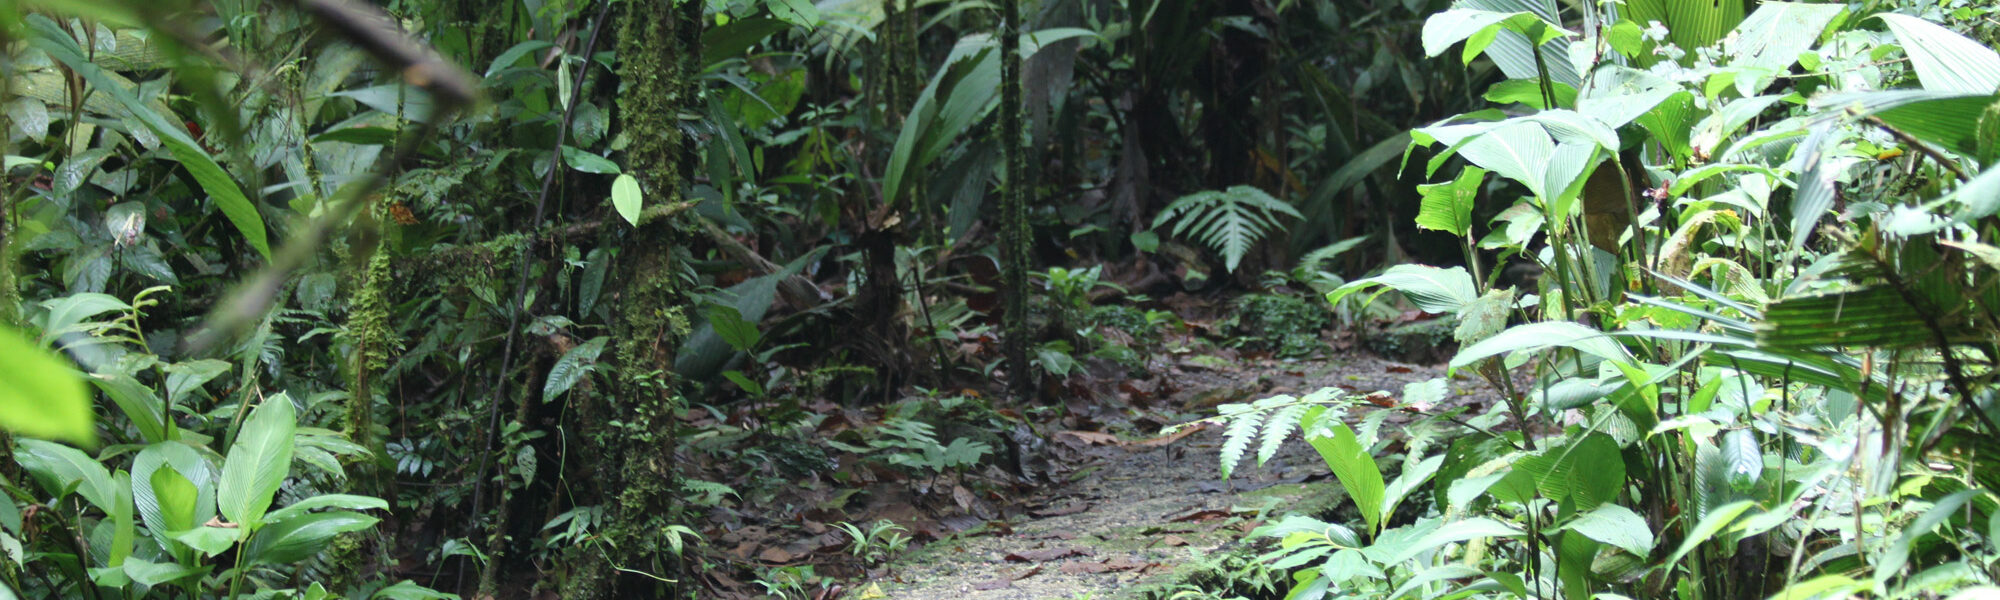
[0,325,95,445]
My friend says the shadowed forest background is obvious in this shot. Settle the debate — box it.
[3,0,2000,598]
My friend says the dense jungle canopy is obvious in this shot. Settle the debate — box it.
[3,0,2000,598]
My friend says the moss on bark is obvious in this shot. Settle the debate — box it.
[556,0,702,596]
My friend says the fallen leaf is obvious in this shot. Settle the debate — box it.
[1055,430,1121,448]
[1059,561,1112,575]
[1021,530,1078,541]
[1169,509,1230,523]
[953,485,976,512]
[1385,364,1415,373]
[758,546,795,564]
[1105,557,1149,571]
[1161,535,1190,547]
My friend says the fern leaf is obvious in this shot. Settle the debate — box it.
[1153,186,1302,273]
[1257,402,1307,468]
[1218,404,1266,480]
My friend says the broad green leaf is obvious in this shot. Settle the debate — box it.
[14,439,118,511]
[1563,504,1654,556]
[706,305,761,352]
[1877,13,2000,95]
[37,292,132,345]
[372,580,459,600]
[1578,65,1681,129]
[611,174,643,226]
[169,526,240,557]
[331,85,439,123]
[120,558,206,587]
[702,17,790,68]
[1306,422,1386,534]
[1769,575,1865,600]
[1451,321,1632,369]
[24,15,269,260]
[1421,10,1535,58]
[766,0,820,27]
[1385,517,1522,564]
[0,325,94,445]
[1662,500,1755,572]
[1327,265,1479,315]
[1720,429,1762,492]
[1452,121,1554,198]
[543,337,608,401]
[560,146,620,175]
[131,442,216,540]
[1460,0,1581,87]
[241,511,377,565]
[262,494,389,526]
[218,395,297,528]
[882,28,1101,205]
[1415,167,1485,238]
[1813,91,1995,157]
[483,40,555,77]
[1381,454,1445,528]
[1621,0,1745,67]
[146,467,197,535]
[1497,434,1625,509]
[1758,286,1931,349]
[1389,565,1482,600]
[1727,3,1846,90]
[1454,288,1516,346]
[89,372,166,444]
[1484,79,1578,109]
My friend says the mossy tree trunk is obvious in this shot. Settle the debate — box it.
[999,0,1034,401]
[557,0,703,597]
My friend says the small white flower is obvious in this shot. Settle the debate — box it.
[1644,20,1670,42]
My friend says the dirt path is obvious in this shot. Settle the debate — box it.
[861,353,1493,599]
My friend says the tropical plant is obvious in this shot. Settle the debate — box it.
[1153,186,1306,273]
[1199,0,2000,598]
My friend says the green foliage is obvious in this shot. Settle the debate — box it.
[1194,3,2000,599]
[0,325,93,445]
[1153,186,1305,273]
[1224,294,1331,358]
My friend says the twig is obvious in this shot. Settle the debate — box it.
[1865,115,1971,183]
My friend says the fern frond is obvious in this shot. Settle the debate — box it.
[1218,403,1267,480]
[1153,186,1303,273]
[1256,402,1308,468]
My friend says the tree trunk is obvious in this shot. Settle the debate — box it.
[557,0,702,596]
[999,0,1034,402]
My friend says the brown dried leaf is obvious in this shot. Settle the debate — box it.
[953,485,976,512]
[758,546,795,564]
[1055,430,1121,448]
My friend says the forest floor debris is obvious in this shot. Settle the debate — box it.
[846,351,1499,600]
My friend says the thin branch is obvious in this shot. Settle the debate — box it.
[1865,115,1971,183]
